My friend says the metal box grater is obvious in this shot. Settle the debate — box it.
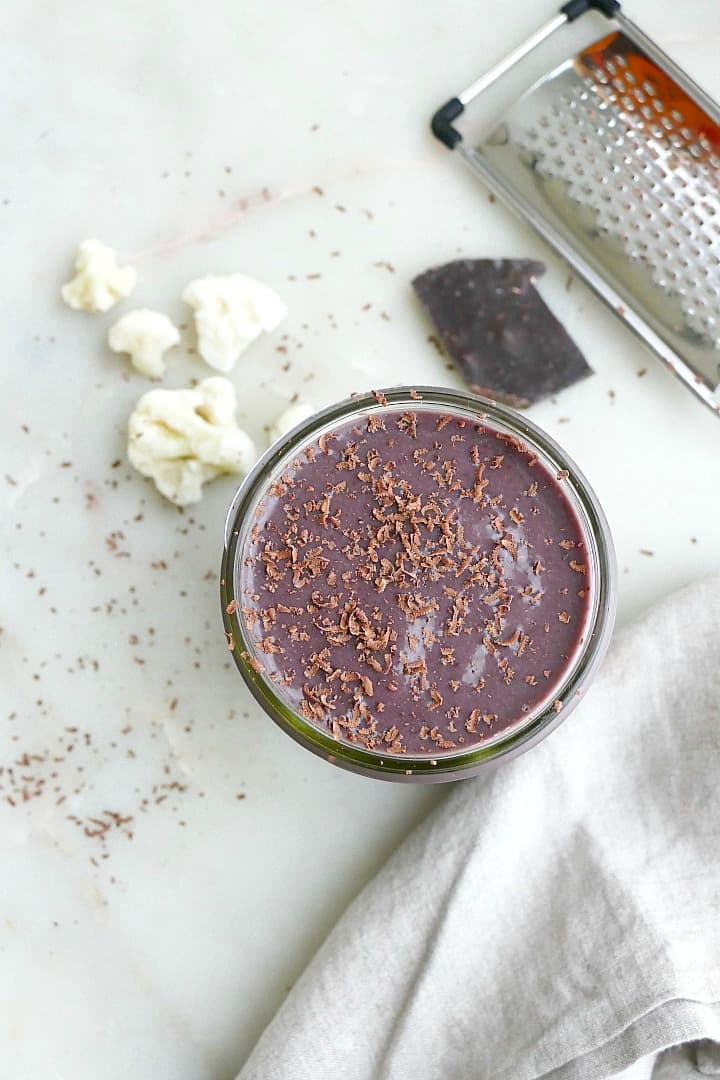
[431,0,720,415]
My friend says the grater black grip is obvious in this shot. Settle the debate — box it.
[561,0,620,20]
[431,98,465,149]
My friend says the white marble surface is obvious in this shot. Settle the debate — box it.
[3,1,720,1077]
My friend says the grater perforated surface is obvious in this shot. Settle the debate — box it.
[515,33,720,350]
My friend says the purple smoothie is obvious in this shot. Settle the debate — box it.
[236,404,591,756]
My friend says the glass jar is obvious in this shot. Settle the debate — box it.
[221,387,616,783]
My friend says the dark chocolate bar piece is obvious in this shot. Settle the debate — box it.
[413,259,593,405]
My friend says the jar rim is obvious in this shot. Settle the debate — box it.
[221,387,617,783]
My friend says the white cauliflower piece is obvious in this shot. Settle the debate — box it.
[61,239,137,313]
[182,273,286,372]
[268,401,316,444]
[127,376,256,506]
[108,309,180,378]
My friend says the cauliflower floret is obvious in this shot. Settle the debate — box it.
[61,239,137,313]
[182,273,286,372]
[268,401,316,444]
[108,309,180,378]
[127,376,256,506]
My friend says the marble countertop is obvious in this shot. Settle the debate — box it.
[4,1,720,1076]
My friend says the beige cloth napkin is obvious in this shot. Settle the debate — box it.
[238,577,720,1080]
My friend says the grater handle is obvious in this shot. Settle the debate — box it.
[431,1,620,149]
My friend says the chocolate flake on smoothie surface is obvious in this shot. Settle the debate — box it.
[412,260,593,405]
[235,405,591,755]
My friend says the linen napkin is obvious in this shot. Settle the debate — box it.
[238,576,720,1080]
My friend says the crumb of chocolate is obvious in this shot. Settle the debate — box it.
[466,709,481,733]
[397,411,418,438]
[240,650,264,674]
[318,433,337,454]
